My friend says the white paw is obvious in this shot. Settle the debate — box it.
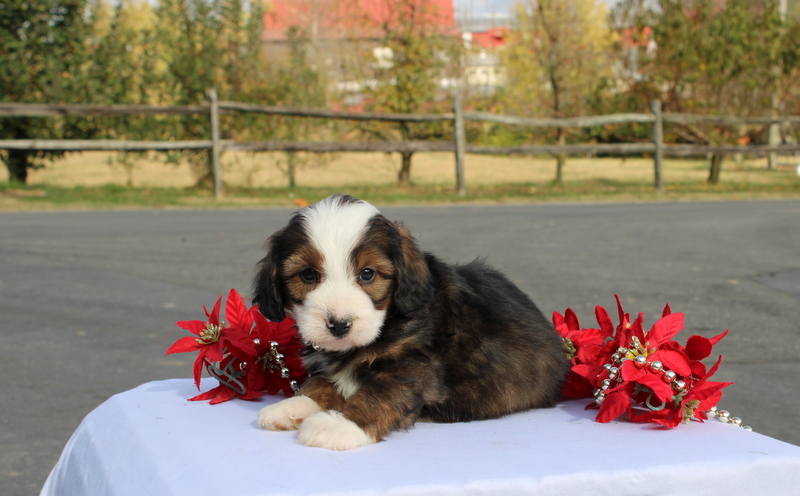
[257,395,322,431]
[297,410,375,451]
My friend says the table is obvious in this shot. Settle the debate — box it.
[42,379,800,495]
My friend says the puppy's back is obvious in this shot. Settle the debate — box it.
[423,257,568,422]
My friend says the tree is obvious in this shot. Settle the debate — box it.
[0,0,93,183]
[344,0,459,186]
[621,0,798,183]
[153,0,269,185]
[267,26,328,188]
[503,0,618,184]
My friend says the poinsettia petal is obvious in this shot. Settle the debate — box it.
[649,411,682,428]
[595,305,615,336]
[192,357,206,390]
[165,336,201,355]
[572,328,605,346]
[572,364,605,382]
[662,303,672,317]
[704,355,724,380]
[175,320,206,335]
[621,360,647,382]
[646,313,684,347]
[628,406,678,427]
[561,373,594,399]
[224,288,250,331]
[189,385,228,402]
[690,380,733,404]
[709,329,729,346]
[650,349,692,377]
[222,332,258,360]
[635,373,674,402]
[552,311,570,337]
[691,361,707,380]
[622,312,645,345]
[203,345,224,364]
[238,389,265,401]
[205,295,223,324]
[209,387,238,405]
[684,335,713,361]
[595,385,633,423]
[614,294,626,328]
[564,308,580,332]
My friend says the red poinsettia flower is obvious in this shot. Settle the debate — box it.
[166,288,309,404]
[559,295,733,428]
[165,289,258,389]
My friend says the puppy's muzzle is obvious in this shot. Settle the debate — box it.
[327,317,352,337]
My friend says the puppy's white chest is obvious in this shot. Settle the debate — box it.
[331,363,360,400]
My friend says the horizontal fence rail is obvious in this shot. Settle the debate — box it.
[0,139,217,151]
[463,111,656,127]
[0,103,208,117]
[3,96,800,198]
[7,140,796,156]
[218,101,454,122]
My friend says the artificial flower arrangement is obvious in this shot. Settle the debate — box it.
[166,290,748,429]
[554,295,749,429]
[165,289,306,404]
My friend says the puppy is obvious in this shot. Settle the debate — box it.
[253,194,568,450]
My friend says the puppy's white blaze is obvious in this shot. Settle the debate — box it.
[297,411,375,451]
[295,197,386,351]
[256,395,322,431]
[331,362,360,400]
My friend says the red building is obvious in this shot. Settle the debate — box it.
[263,0,458,42]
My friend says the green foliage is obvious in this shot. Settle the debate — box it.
[265,27,331,188]
[0,0,94,182]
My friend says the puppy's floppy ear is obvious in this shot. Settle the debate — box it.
[252,231,286,322]
[392,222,434,318]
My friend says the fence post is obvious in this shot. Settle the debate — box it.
[207,89,223,200]
[453,91,466,196]
[649,99,665,193]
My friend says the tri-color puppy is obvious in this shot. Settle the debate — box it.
[253,194,568,450]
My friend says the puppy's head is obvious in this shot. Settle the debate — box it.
[253,194,432,352]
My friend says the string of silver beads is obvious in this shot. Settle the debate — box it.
[705,406,753,431]
[593,350,753,431]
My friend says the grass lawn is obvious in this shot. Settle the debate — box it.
[1,151,799,210]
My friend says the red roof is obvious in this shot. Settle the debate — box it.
[471,27,509,49]
[263,0,457,41]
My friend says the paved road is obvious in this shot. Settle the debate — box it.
[2,200,799,495]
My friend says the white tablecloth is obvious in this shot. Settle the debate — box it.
[42,378,800,496]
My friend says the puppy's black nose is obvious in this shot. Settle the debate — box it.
[327,318,352,337]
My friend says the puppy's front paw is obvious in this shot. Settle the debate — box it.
[257,395,322,431]
[297,411,375,451]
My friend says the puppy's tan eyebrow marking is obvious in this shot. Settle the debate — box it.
[283,245,324,277]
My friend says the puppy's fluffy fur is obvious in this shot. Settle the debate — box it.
[253,194,568,450]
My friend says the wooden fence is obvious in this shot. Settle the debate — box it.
[3,92,800,199]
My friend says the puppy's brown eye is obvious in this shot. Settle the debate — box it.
[359,268,376,282]
[300,267,318,283]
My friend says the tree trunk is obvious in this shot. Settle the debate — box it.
[398,151,413,186]
[707,153,722,184]
[287,151,297,189]
[6,149,30,184]
[554,129,566,184]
